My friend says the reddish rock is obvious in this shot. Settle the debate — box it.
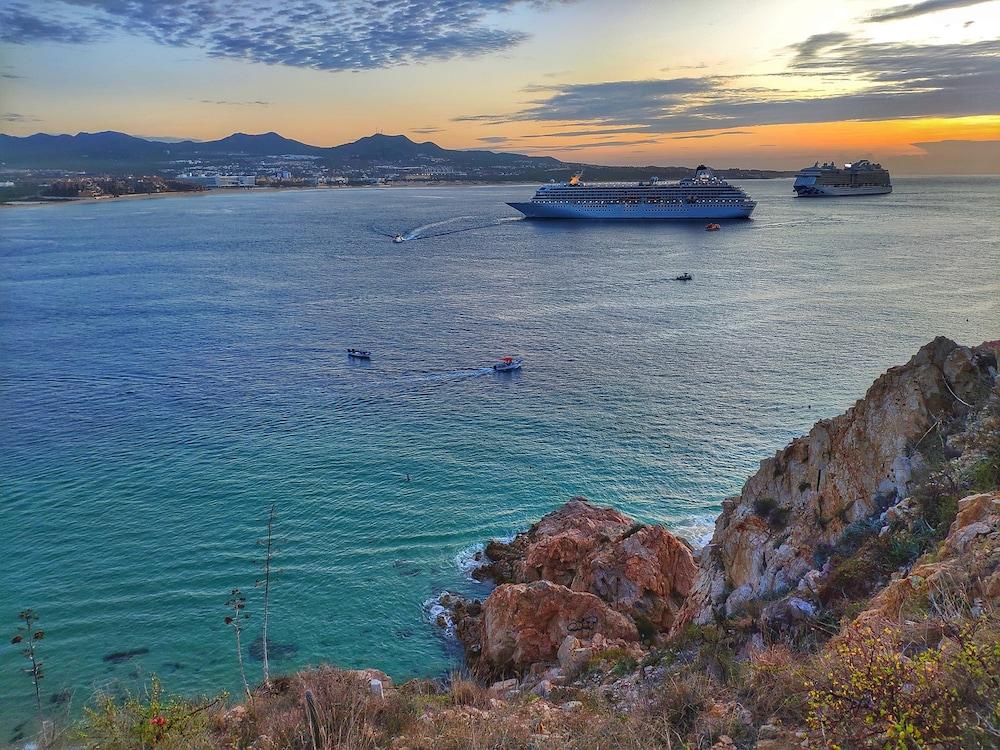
[578,525,697,630]
[476,498,633,585]
[479,581,639,674]
[444,498,700,674]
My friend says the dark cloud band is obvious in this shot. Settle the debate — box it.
[459,35,1000,134]
[0,0,566,71]
[864,0,995,23]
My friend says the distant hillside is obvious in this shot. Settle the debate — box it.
[0,130,794,179]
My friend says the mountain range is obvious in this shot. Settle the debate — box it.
[0,130,794,180]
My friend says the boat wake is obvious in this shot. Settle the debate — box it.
[373,215,519,243]
[404,216,476,239]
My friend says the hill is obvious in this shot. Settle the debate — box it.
[0,130,794,180]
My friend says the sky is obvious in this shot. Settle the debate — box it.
[0,0,998,172]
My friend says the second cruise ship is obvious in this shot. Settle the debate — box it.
[507,166,756,220]
[793,159,892,197]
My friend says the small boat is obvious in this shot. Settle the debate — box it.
[674,273,693,282]
[347,348,372,359]
[493,356,523,372]
[705,223,721,231]
[393,234,405,243]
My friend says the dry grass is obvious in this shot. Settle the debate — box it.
[221,667,423,749]
[741,645,810,725]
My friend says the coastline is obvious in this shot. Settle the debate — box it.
[0,177,792,209]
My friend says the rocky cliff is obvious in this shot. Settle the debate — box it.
[673,336,998,632]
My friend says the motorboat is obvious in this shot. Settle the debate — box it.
[347,348,372,359]
[493,356,523,372]
[393,234,405,243]
[674,273,693,282]
[705,223,721,231]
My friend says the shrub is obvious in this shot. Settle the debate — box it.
[806,615,1000,749]
[76,675,222,750]
[634,615,658,644]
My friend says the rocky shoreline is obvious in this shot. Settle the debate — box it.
[431,498,697,680]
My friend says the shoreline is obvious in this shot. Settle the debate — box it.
[0,177,796,209]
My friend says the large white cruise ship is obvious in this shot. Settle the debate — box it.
[507,166,756,220]
[793,159,892,197]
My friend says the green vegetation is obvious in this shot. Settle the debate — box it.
[806,614,1000,749]
[77,676,222,750]
[752,496,790,530]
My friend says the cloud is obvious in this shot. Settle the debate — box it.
[477,136,513,144]
[458,35,1000,133]
[540,138,662,151]
[2,112,41,122]
[518,127,654,138]
[668,130,752,139]
[2,0,570,71]
[197,99,271,107]
[0,3,98,44]
[788,33,853,64]
[412,127,444,134]
[864,0,995,23]
[895,139,1000,173]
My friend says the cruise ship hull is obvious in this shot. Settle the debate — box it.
[507,201,755,220]
[793,184,892,197]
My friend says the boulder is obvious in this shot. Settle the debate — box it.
[476,498,633,585]
[578,524,697,630]
[479,581,639,674]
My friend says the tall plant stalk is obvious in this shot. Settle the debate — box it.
[257,503,276,686]
[225,589,252,702]
[11,609,46,745]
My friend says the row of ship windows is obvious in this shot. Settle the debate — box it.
[542,189,744,193]
[540,194,747,199]
[534,199,749,204]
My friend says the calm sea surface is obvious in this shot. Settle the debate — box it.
[1,178,998,735]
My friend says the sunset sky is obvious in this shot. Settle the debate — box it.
[1,0,998,172]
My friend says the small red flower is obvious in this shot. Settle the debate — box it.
[224,616,233,625]
[150,716,167,727]
[10,635,22,644]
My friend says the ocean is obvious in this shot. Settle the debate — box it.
[1,178,998,737]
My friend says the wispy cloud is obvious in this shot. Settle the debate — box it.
[667,130,752,139]
[544,138,662,151]
[788,32,853,64]
[197,99,271,107]
[477,136,513,144]
[2,112,41,123]
[864,0,995,23]
[458,35,1000,134]
[1,0,571,71]
[412,127,444,134]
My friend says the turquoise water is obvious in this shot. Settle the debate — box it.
[1,179,998,738]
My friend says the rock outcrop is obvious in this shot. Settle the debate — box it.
[673,337,998,632]
[479,581,639,673]
[578,525,696,630]
[474,498,635,586]
[447,498,696,675]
